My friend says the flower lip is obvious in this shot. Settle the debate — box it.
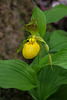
[22,37,40,59]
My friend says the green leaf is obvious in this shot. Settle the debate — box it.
[48,85,67,100]
[50,30,67,52]
[32,5,46,37]
[38,30,67,60]
[0,59,37,91]
[40,49,67,69]
[29,66,67,100]
[44,4,67,24]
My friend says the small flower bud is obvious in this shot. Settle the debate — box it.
[45,43,49,53]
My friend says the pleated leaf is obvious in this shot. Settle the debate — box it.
[30,66,67,100]
[48,85,67,100]
[44,4,67,24]
[32,5,46,37]
[40,49,67,69]
[50,30,67,52]
[0,59,37,91]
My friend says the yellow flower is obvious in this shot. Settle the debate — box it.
[22,37,40,59]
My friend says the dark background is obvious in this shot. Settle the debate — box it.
[0,0,67,100]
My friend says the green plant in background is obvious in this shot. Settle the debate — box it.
[0,3,67,100]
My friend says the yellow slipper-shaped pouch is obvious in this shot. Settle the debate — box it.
[22,38,40,59]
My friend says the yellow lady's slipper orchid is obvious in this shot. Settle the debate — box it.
[16,19,52,70]
[22,37,40,59]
